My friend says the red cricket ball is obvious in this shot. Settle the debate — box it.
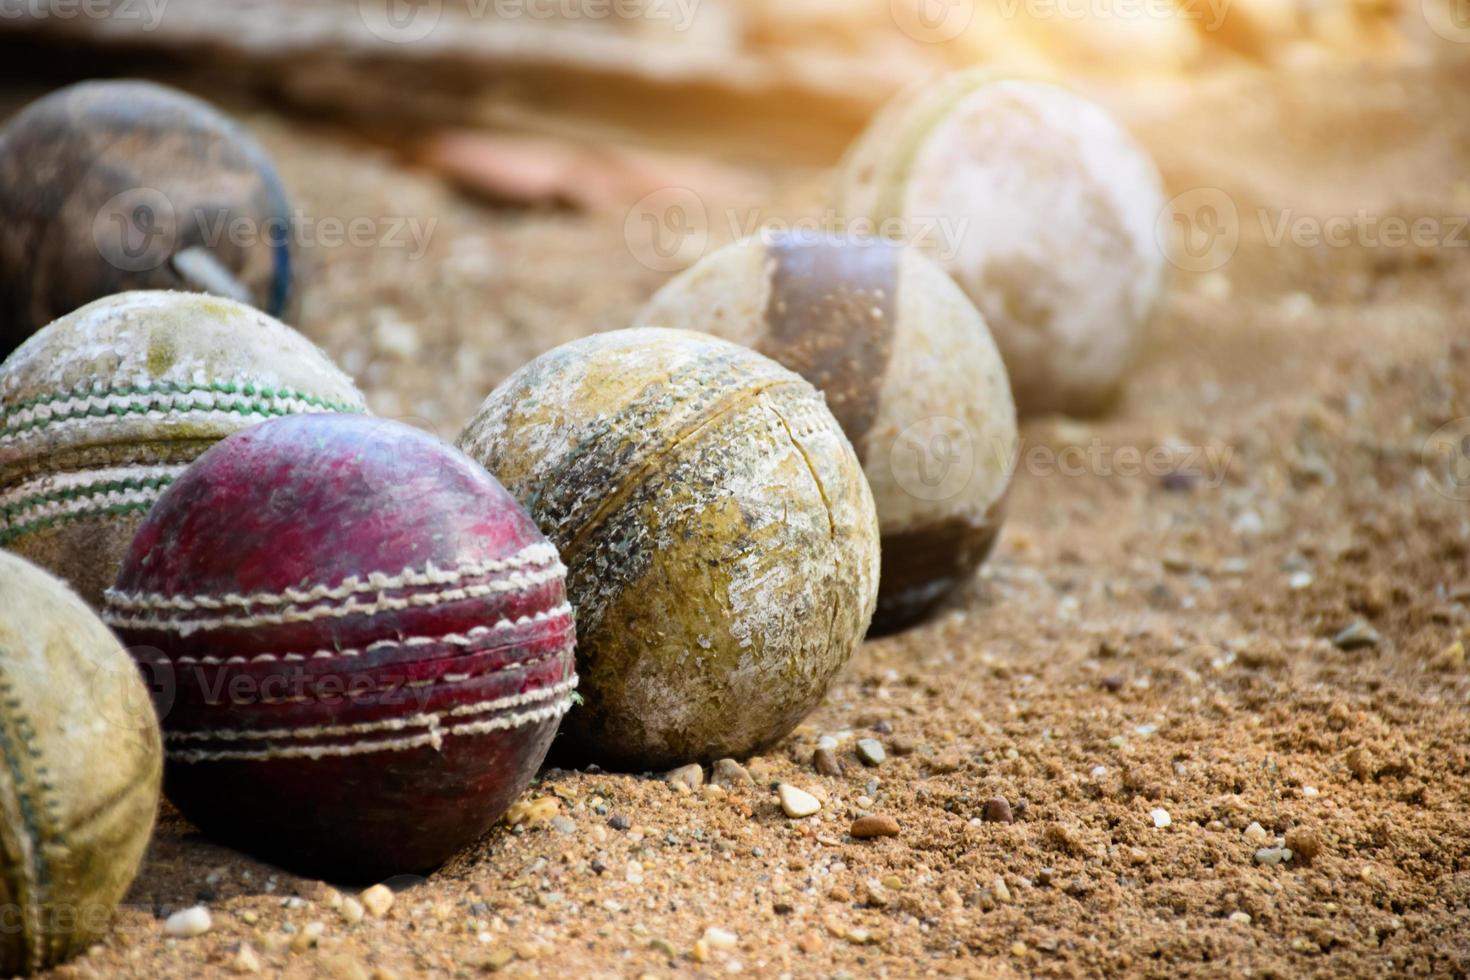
[102,414,577,881]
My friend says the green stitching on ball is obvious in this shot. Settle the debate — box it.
[0,501,157,545]
[0,474,171,545]
[0,474,174,523]
[0,669,53,971]
[0,381,363,439]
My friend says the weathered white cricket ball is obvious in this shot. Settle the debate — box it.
[457,328,880,771]
[0,550,162,974]
[0,291,366,607]
[837,73,1167,416]
[639,234,1017,631]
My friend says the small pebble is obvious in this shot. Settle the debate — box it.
[550,815,577,834]
[1229,911,1252,925]
[855,739,886,767]
[1255,847,1293,865]
[1284,828,1321,863]
[992,877,1011,903]
[1243,821,1269,843]
[1333,621,1381,650]
[982,797,1014,824]
[359,884,394,918]
[234,943,261,973]
[504,795,559,826]
[164,906,211,938]
[291,921,324,952]
[702,926,738,950]
[812,748,843,777]
[1150,808,1172,829]
[481,949,515,972]
[778,784,822,818]
[339,897,364,925]
[850,815,900,839]
[1346,746,1375,780]
[663,763,704,791]
[608,814,631,831]
[710,758,752,788]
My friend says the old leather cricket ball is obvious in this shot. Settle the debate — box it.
[640,234,1017,632]
[102,414,577,881]
[0,79,295,356]
[458,328,880,771]
[0,290,366,608]
[837,72,1166,416]
[0,550,162,975]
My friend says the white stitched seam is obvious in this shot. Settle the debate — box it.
[165,690,577,763]
[170,602,574,664]
[171,675,578,742]
[0,463,185,501]
[1,381,357,429]
[104,542,561,612]
[2,484,167,529]
[0,401,348,450]
[104,565,567,634]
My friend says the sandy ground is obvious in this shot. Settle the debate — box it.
[19,53,1470,979]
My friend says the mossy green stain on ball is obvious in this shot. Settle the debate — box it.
[458,329,880,771]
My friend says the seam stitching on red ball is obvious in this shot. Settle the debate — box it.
[105,541,560,612]
[168,601,576,665]
[164,682,580,763]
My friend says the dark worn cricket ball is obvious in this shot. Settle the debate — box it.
[0,291,366,609]
[101,414,577,882]
[836,72,1166,416]
[0,79,295,356]
[457,328,879,772]
[0,550,162,975]
[640,234,1017,632]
